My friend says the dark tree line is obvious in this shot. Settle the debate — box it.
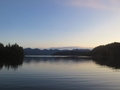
[0,43,24,70]
[91,42,120,69]
[0,43,24,59]
[91,42,120,57]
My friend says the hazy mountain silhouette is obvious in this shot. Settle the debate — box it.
[24,48,91,55]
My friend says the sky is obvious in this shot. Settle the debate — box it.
[0,0,120,49]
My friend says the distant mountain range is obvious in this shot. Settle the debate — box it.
[24,48,91,55]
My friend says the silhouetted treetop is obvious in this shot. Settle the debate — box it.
[91,42,120,57]
[0,43,4,48]
[0,43,24,60]
[0,43,24,70]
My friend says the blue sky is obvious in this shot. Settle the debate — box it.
[0,0,120,48]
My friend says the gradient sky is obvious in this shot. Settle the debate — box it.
[0,0,120,48]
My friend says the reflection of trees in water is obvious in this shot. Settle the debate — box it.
[0,58,24,70]
[91,42,120,69]
[93,57,120,69]
[24,56,91,64]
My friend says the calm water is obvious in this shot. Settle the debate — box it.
[0,55,120,90]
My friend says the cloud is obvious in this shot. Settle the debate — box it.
[48,46,93,50]
[56,0,120,12]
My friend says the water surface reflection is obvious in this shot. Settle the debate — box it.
[93,57,120,69]
[24,56,91,63]
[1,56,120,90]
[0,58,23,70]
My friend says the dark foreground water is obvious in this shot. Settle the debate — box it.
[0,55,120,90]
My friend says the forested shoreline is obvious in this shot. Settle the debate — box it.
[0,43,24,69]
[1,42,120,59]
[1,42,120,70]
[0,43,24,59]
[1,42,120,57]
[91,42,120,57]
